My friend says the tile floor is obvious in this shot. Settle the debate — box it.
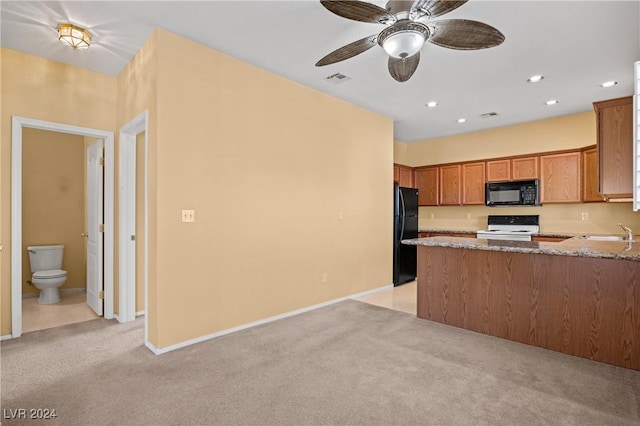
[22,291,100,334]
[355,280,416,315]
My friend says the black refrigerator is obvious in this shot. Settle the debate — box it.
[393,184,418,286]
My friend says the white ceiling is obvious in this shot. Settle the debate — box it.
[2,1,639,142]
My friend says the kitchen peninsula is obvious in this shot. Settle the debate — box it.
[403,236,640,370]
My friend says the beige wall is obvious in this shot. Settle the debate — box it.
[152,30,392,348]
[403,112,595,167]
[397,111,640,233]
[393,140,409,165]
[21,129,85,294]
[1,48,117,335]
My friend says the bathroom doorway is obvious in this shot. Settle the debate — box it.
[11,117,115,338]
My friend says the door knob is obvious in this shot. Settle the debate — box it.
[81,233,89,238]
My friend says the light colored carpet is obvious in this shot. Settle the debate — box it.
[1,300,639,425]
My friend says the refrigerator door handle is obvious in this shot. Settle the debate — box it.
[399,189,406,241]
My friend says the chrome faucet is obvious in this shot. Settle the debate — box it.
[618,223,633,241]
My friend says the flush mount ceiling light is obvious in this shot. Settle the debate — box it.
[57,23,91,50]
[527,75,544,83]
[457,118,467,123]
[601,80,618,88]
[426,101,438,108]
[545,99,559,106]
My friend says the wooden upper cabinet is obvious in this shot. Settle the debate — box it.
[393,164,415,188]
[415,167,439,206]
[462,162,486,205]
[512,156,539,180]
[540,152,581,203]
[486,159,511,181]
[582,147,606,202]
[440,164,462,205]
[593,96,633,198]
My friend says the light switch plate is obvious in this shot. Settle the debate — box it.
[182,209,195,223]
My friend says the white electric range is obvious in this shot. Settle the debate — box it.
[476,215,540,242]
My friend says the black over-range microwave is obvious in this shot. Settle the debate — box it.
[485,179,540,206]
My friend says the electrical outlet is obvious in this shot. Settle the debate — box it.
[465,212,471,220]
[322,272,328,283]
[429,213,435,220]
[182,209,195,223]
[581,212,588,221]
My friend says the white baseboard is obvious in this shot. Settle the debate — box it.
[135,311,145,317]
[22,288,86,299]
[1,334,13,341]
[149,283,392,355]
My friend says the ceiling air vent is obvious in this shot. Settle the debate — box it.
[480,112,498,118]
[325,73,351,84]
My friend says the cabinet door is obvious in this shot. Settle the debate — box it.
[415,167,439,206]
[593,96,633,198]
[393,164,400,183]
[582,147,606,202]
[512,156,539,180]
[440,164,462,205]
[462,162,486,205]
[486,159,511,181]
[540,152,581,203]
[398,166,414,188]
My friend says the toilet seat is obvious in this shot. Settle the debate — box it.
[33,269,67,279]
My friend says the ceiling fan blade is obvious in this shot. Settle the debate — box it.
[388,53,420,82]
[320,0,396,24]
[316,35,378,66]
[411,0,468,20]
[428,19,505,50]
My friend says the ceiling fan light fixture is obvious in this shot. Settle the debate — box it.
[57,23,91,50]
[378,22,429,59]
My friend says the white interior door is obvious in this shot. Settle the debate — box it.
[87,139,104,315]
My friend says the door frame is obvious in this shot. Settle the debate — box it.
[118,111,148,346]
[11,116,115,338]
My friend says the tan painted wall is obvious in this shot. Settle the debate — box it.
[393,140,409,165]
[0,48,117,335]
[405,112,595,167]
[22,129,85,295]
[397,111,640,233]
[152,30,393,348]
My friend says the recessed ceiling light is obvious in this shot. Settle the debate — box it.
[601,80,618,88]
[545,100,559,106]
[457,118,466,123]
[527,75,544,83]
[426,101,438,108]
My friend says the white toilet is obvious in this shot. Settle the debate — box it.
[27,245,68,304]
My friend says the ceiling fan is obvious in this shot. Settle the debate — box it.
[316,0,505,82]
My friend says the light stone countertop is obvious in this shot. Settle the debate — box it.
[403,235,640,261]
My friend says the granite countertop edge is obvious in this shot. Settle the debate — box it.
[403,235,640,261]
[418,229,582,238]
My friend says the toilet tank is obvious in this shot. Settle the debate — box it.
[27,245,64,272]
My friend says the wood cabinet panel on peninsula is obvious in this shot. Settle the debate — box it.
[417,245,640,370]
[415,167,439,206]
[540,152,581,203]
[593,96,633,198]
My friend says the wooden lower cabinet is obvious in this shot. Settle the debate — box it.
[417,246,640,370]
[415,167,439,206]
[439,165,461,205]
[531,236,569,243]
[540,152,581,203]
[462,162,486,205]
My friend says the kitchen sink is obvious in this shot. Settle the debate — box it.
[580,235,634,242]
